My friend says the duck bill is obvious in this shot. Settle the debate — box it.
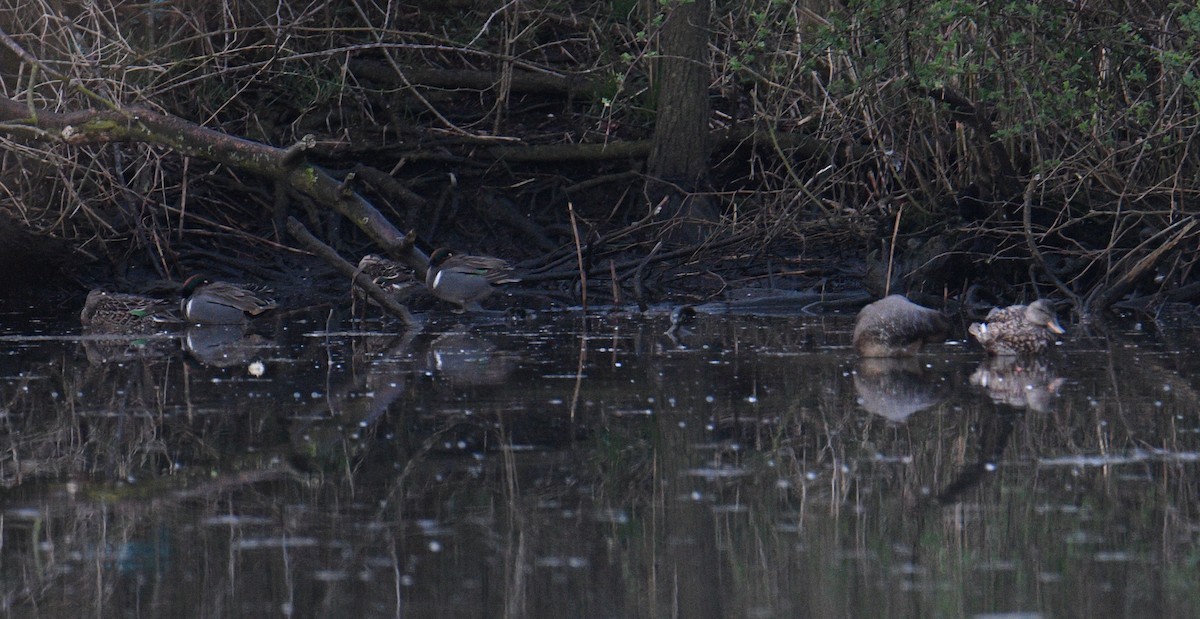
[1046,319,1066,335]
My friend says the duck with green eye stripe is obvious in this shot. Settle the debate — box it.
[81,290,179,332]
[425,248,519,312]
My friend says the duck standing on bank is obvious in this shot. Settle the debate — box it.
[968,299,1065,355]
[425,248,519,312]
[355,254,419,305]
[180,275,277,325]
[81,290,178,332]
[853,294,950,357]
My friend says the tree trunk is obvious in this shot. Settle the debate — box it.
[646,0,716,242]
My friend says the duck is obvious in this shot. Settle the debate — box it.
[853,294,949,357]
[425,248,519,312]
[967,299,1065,355]
[80,289,178,332]
[180,275,277,324]
[354,254,418,304]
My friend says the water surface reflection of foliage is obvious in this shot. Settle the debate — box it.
[1,313,1199,616]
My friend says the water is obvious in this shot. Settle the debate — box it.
[1,304,1199,618]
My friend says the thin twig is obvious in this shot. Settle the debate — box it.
[633,240,663,310]
[609,259,620,306]
[885,204,903,297]
[568,202,587,311]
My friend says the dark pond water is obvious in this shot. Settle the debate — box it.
[2,301,1199,618]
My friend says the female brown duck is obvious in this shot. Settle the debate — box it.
[968,299,1065,355]
[81,290,178,332]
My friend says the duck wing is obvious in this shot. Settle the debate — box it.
[443,255,521,284]
[203,282,278,315]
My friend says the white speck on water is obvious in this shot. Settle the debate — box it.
[428,541,442,552]
[705,395,715,403]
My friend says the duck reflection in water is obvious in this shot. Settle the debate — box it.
[184,324,273,368]
[425,331,518,387]
[853,357,948,422]
[81,332,176,365]
[970,356,1065,412]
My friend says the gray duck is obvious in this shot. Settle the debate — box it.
[968,299,1064,355]
[180,275,277,324]
[853,294,950,357]
[80,290,178,332]
[425,248,519,312]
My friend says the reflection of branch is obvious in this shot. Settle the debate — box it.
[934,412,1017,506]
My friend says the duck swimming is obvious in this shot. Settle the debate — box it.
[853,295,949,357]
[81,290,178,332]
[968,299,1064,355]
[180,275,277,325]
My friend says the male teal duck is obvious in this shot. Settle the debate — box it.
[853,294,950,357]
[425,248,519,312]
[968,299,1064,355]
[80,290,178,332]
[180,275,277,325]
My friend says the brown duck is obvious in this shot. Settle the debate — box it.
[80,290,178,332]
[968,299,1065,355]
[354,254,418,304]
[853,295,949,357]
